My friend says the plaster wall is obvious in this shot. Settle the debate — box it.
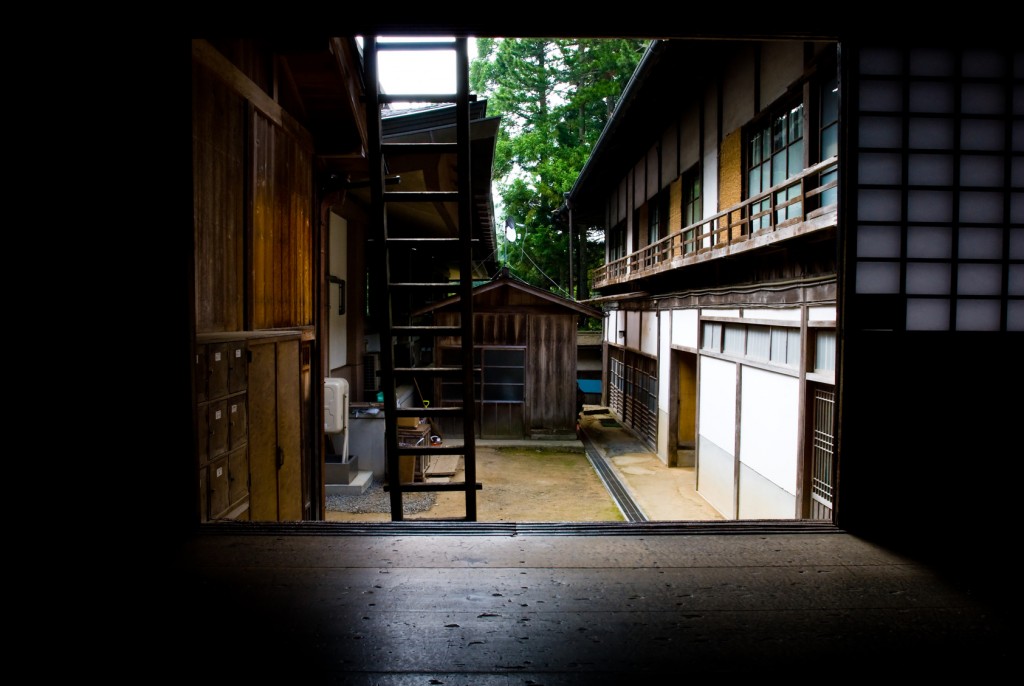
[698,356,736,458]
[616,176,627,226]
[698,435,735,519]
[737,463,798,519]
[721,44,755,137]
[809,305,836,322]
[633,158,645,218]
[661,121,678,185]
[641,310,658,356]
[657,311,671,464]
[328,212,348,372]
[739,366,799,494]
[606,310,622,344]
[680,103,700,171]
[743,307,801,322]
[671,308,699,350]
[759,41,805,110]
[702,86,719,224]
[646,145,659,200]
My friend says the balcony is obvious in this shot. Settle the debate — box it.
[592,157,838,290]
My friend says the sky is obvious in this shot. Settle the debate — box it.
[370,36,511,240]
[374,37,478,107]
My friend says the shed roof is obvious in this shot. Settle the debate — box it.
[412,267,603,320]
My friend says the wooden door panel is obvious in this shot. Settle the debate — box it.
[247,341,278,521]
[481,402,523,438]
[276,339,303,521]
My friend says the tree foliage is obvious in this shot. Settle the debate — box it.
[471,38,648,300]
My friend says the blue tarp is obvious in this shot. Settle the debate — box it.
[577,379,601,394]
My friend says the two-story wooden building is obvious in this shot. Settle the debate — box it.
[567,39,840,520]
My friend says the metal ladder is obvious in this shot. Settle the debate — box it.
[364,36,479,521]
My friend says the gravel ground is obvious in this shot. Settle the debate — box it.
[325,479,436,514]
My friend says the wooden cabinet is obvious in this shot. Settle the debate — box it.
[195,336,250,521]
[195,330,303,523]
[247,334,303,521]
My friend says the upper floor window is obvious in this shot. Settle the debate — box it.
[813,330,836,374]
[701,320,803,369]
[681,165,701,254]
[818,73,839,209]
[647,189,669,248]
[609,220,626,261]
[647,198,660,246]
[747,101,804,230]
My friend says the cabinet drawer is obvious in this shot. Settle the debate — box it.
[228,447,249,504]
[228,395,247,449]
[207,399,229,459]
[208,456,230,519]
[197,401,210,464]
[227,341,247,393]
[195,344,209,403]
[198,465,208,522]
[207,342,230,399]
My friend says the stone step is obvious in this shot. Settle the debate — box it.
[325,470,373,496]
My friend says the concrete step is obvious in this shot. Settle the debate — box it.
[325,470,373,496]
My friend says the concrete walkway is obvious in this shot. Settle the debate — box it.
[576,406,724,521]
[466,406,723,522]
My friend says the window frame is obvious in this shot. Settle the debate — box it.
[680,164,702,254]
[745,98,806,231]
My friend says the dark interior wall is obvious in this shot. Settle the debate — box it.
[836,331,1019,590]
[834,35,1021,591]
[192,64,247,333]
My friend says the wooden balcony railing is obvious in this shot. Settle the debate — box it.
[592,157,838,289]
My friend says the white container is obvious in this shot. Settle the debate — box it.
[324,378,349,434]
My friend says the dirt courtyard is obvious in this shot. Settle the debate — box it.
[324,444,625,523]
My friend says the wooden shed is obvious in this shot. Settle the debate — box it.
[411,268,603,439]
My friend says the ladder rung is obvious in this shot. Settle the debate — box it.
[393,366,470,375]
[383,482,483,492]
[383,142,459,154]
[366,36,480,520]
[377,92,477,103]
[386,517,477,523]
[396,446,466,457]
[392,326,464,336]
[377,40,458,52]
[383,237,479,244]
[384,191,458,202]
[393,407,464,417]
[379,93,477,105]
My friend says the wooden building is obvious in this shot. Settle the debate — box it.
[184,23,1021,563]
[191,37,371,523]
[566,39,839,519]
[190,37,498,522]
[412,268,602,439]
[168,25,1019,678]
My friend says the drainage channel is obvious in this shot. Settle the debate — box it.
[579,432,647,522]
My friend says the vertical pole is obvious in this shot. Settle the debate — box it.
[455,36,477,521]
[366,37,404,521]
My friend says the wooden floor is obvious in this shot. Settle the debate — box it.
[163,524,1012,682]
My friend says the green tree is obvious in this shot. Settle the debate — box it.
[471,38,647,299]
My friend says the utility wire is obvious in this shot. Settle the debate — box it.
[518,247,571,298]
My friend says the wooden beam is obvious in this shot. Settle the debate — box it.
[192,39,313,152]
